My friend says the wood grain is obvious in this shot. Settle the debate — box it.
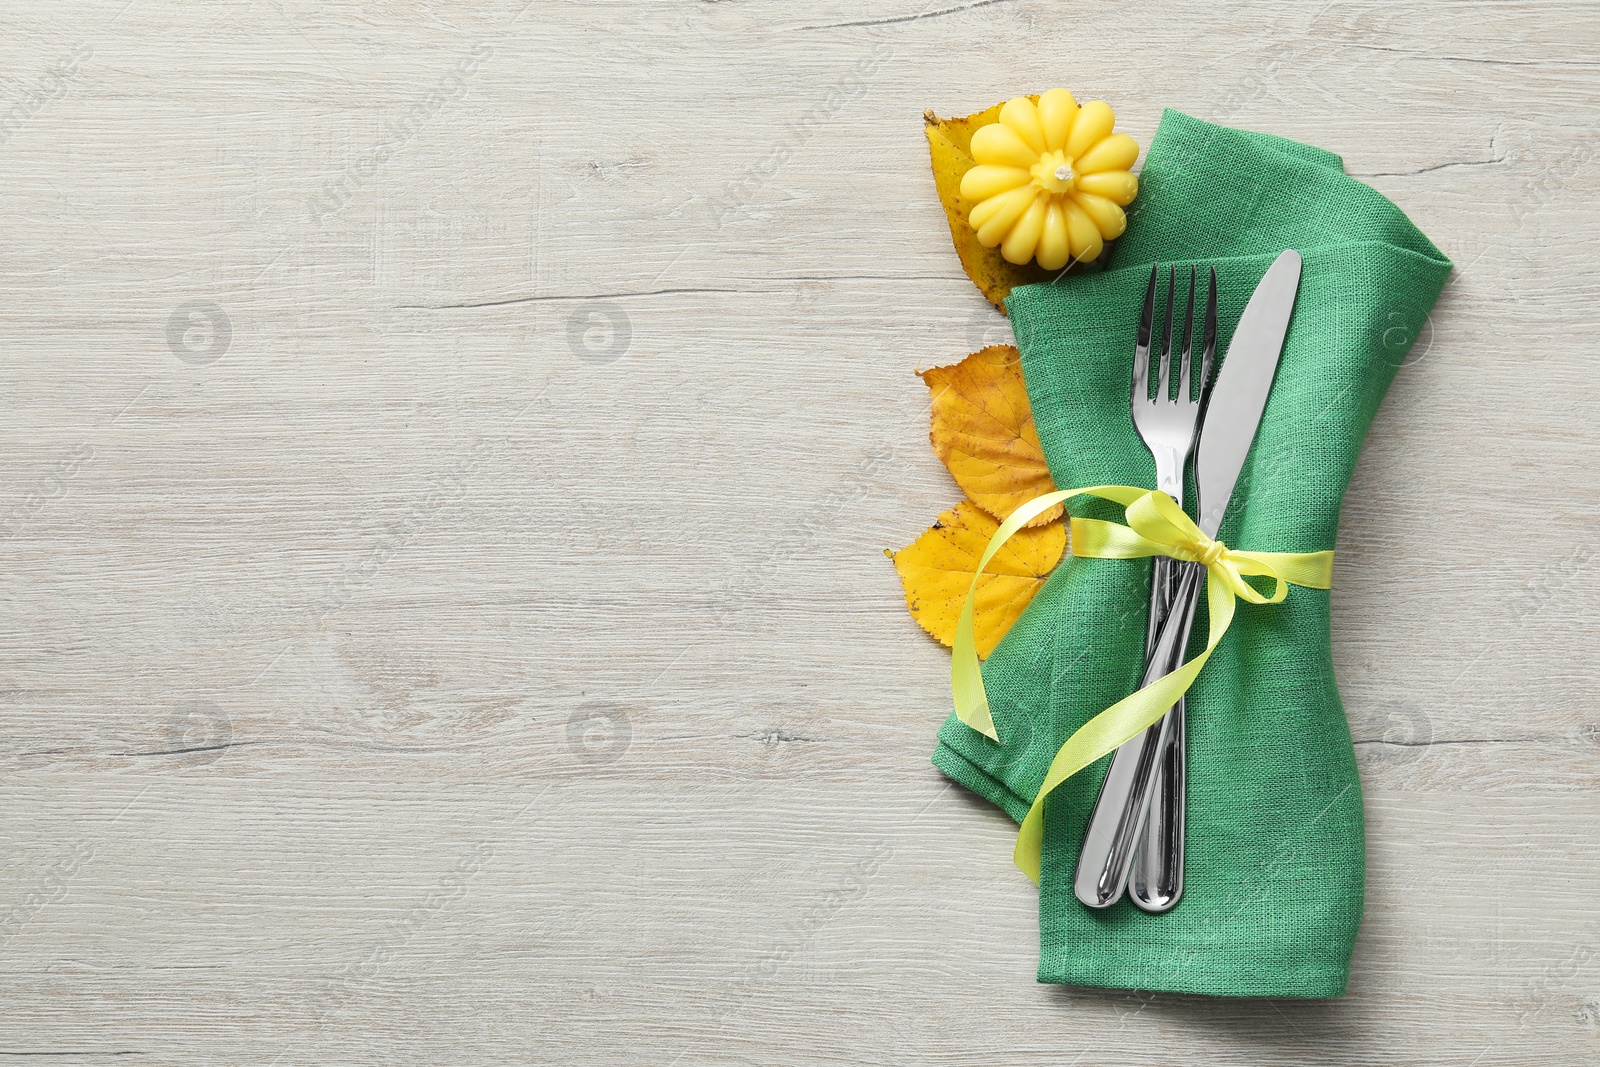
[1,1,1597,1063]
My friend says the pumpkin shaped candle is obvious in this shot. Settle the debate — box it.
[959,90,1140,270]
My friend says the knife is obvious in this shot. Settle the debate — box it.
[1074,249,1304,911]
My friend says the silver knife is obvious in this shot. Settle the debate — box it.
[1075,249,1304,911]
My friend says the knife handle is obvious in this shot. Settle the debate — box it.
[1073,561,1203,909]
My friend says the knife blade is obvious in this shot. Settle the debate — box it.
[1193,249,1303,537]
[1074,249,1303,910]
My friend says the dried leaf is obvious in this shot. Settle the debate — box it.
[889,499,1065,657]
[925,100,1095,310]
[920,345,1061,528]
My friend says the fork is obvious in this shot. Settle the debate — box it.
[1130,267,1217,914]
[1073,263,1217,911]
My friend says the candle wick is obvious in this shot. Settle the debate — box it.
[1054,163,1073,182]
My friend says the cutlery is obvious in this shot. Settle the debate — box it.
[1076,249,1304,911]
[1073,262,1215,910]
[1129,248,1303,912]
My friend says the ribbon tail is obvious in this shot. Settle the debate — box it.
[952,489,1078,741]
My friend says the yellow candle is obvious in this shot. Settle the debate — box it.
[960,90,1140,270]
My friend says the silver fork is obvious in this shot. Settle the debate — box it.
[1131,266,1216,914]
[1074,263,1217,911]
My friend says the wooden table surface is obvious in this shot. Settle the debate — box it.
[2,2,1596,1063]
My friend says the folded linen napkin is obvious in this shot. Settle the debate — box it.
[930,110,1452,997]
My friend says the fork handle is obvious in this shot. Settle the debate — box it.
[1073,560,1203,909]
[1130,699,1185,912]
[1130,553,1188,913]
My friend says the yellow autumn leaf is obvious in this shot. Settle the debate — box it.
[919,345,1061,528]
[890,499,1066,657]
[925,99,1097,310]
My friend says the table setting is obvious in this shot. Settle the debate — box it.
[895,96,1452,997]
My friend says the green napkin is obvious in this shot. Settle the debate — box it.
[930,110,1451,997]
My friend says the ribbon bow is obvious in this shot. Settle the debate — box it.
[949,485,1334,883]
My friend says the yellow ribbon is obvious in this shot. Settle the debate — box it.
[951,486,1335,883]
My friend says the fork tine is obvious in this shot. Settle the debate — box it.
[1132,263,1158,402]
[1200,265,1219,401]
[1179,266,1196,402]
[1157,265,1175,402]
